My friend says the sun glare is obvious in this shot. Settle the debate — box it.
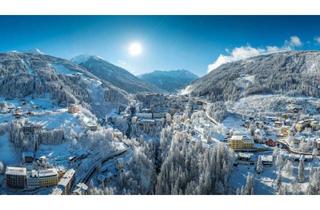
[128,42,143,56]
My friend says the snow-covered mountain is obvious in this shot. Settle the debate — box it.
[72,55,163,94]
[138,69,198,92]
[0,52,129,118]
[186,51,320,101]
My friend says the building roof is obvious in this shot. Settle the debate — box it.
[230,135,254,143]
[51,187,63,195]
[260,155,273,162]
[38,168,58,178]
[22,151,34,158]
[5,166,27,176]
[237,153,253,159]
[27,170,39,178]
[57,169,75,187]
[230,135,243,141]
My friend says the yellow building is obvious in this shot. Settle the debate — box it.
[280,126,290,137]
[229,135,254,150]
[38,169,59,187]
[295,121,305,132]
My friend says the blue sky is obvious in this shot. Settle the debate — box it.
[1,16,320,76]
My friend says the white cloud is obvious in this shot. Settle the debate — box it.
[208,46,261,71]
[289,36,302,47]
[208,35,302,72]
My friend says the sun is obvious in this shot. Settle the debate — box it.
[128,42,143,56]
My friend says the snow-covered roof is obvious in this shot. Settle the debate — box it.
[260,155,273,162]
[57,169,75,187]
[38,168,58,178]
[238,153,253,159]
[5,166,27,176]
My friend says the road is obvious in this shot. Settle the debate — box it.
[194,97,219,125]
[73,148,128,190]
[277,138,314,156]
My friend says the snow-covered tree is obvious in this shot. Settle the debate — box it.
[275,170,282,192]
[298,156,305,183]
[278,184,288,195]
[256,156,263,174]
[307,168,320,195]
[206,101,228,122]
[0,161,4,175]
[283,160,293,177]
[312,148,318,157]
[275,153,285,170]
[242,173,254,195]
[114,139,156,195]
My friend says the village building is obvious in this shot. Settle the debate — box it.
[260,155,273,165]
[13,108,23,118]
[5,166,27,188]
[38,168,59,187]
[229,134,254,150]
[55,169,75,195]
[87,122,98,131]
[310,120,320,131]
[280,126,291,137]
[274,120,283,128]
[73,183,89,195]
[26,170,40,189]
[236,153,254,161]
[316,139,320,150]
[51,187,63,195]
[266,138,277,147]
[68,104,80,114]
[295,120,307,132]
[22,151,34,163]
[136,112,153,119]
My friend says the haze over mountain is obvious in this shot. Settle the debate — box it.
[186,51,320,102]
[139,69,198,92]
[72,55,163,94]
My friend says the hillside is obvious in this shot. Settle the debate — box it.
[186,51,320,102]
[72,55,163,94]
[0,52,129,118]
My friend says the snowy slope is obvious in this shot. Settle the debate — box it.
[0,52,129,118]
[187,51,320,102]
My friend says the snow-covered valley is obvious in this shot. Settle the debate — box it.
[1,51,320,195]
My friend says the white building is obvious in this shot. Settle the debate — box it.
[260,155,273,165]
[5,166,27,188]
[73,183,89,195]
[55,169,75,195]
[27,170,40,189]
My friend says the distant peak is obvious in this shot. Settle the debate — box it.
[141,69,199,78]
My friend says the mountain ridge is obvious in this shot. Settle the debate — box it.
[71,55,163,94]
[139,69,198,92]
